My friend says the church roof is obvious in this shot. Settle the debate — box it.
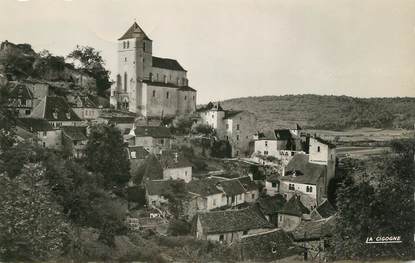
[152,56,186,72]
[119,22,151,41]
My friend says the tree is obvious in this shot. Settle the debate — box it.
[67,45,112,95]
[332,138,415,260]
[0,164,70,261]
[0,83,16,153]
[84,124,130,189]
[191,123,214,136]
[171,115,194,135]
[142,154,163,181]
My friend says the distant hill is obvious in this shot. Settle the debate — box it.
[213,95,415,131]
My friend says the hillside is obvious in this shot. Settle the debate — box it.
[217,95,415,131]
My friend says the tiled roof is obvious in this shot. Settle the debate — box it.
[217,179,246,196]
[198,207,274,234]
[239,228,299,261]
[152,56,186,71]
[104,116,135,124]
[17,118,53,132]
[256,195,287,215]
[118,22,151,41]
[9,83,33,100]
[238,176,259,191]
[134,126,172,138]
[292,216,336,241]
[31,96,81,122]
[71,96,98,108]
[279,195,310,217]
[315,199,336,218]
[257,130,277,140]
[62,126,87,141]
[143,80,196,92]
[187,178,223,196]
[274,129,292,140]
[283,154,326,185]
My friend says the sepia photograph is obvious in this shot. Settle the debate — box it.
[0,0,414,262]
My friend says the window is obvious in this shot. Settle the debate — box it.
[43,131,47,137]
[212,114,214,119]
[163,75,167,83]
[213,199,216,206]
[126,41,129,48]
[289,184,295,190]
[243,231,248,235]
[131,151,136,159]
[184,96,187,100]
[125,57,127,62]
[236,124,240,130]
[279,215,283,221]
[271,182,277,188]
[306,186,313,193]
[251,193,255,199]
[143,42,146,51]
[291,151,295,156]
[149,72,153,81]
[219,235,224,242]
[124,72,128,92]
[166,92,169,99]
[152,90,156,97]
[226,124,229,129]
[25,109,30,115]
[236,135,239,141]
[317,146,321,152]
[265,141,268,146]
[42,142,46,148]
[123,41,125,48]
[264,151,268,155]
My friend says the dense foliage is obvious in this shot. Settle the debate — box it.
[333,138,415,260]
[84,124,131,189]
[220,95,415,130]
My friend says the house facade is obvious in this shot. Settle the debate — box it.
[194,207,274,243]
[125,125,173,154]
[160,152,192,183]
[198,102,257,157]
[110,22,196,117]
[17,118,61,149]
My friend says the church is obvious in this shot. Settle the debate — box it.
[110,22,197,118]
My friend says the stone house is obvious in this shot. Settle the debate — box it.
[61,126,88,158]
[280,153,326,209]
[238,176,260,203]
[30,96,84,128]
[125,125,173,154]
[68,95,100,120]
[160,152,192,183]
[264,173,280,196]
[110,22,196,117]
[7,83,34,117]
[17,118,61,149]
[127,146,150,180]
[198,102,257,157]
[186,178,228,213]
[194,207,274,243]
[144,179,174,207]
[255,194,287,227]
[278,195,310,232]
[308,137,336,191]
[214,178,247,207]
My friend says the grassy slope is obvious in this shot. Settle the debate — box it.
[215,95,415,131]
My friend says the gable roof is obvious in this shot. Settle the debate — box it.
[118,22,151,40]
[282,154,326,185]
[152,56,186,72]
[187,178,223,197]
[256,195,287,215]
[292,216,336,241]
[279,195,310,217]
[274,129,292,140]
[217,179,246,196]
[31,96,81,122]
[127,146,149,160]
[70,96,98,108]
[238,176,259,191]
[17,118,53,132]
[198,207,273,234]
[9,83,33,100]
[315,199,336,218]
[313,136,336,148]
[62,126,87,141]
[134,126,172,138]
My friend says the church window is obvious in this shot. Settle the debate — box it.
[152,90,156,97]
[166,92,169,99]
[124,72,128,92]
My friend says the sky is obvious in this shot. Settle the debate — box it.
[0,0,414,103]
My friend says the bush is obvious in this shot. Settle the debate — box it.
[167,219,191,236]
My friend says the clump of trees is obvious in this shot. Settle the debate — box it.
[332,138,415,260]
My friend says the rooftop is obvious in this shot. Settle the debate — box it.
[118,22,151,41]
[142,80,195,91]
[152,56,186,72]
[187,178,223,197]
[159,152,192,169]
[256,195,287,215]
[279,195,310,217]
[198,207,273,234]
[133,126,172,138]
[62,126,88,141]
[282,153,326,185]
[31,96,81,122]
[292,216,336,241]
[17,118,53,132]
